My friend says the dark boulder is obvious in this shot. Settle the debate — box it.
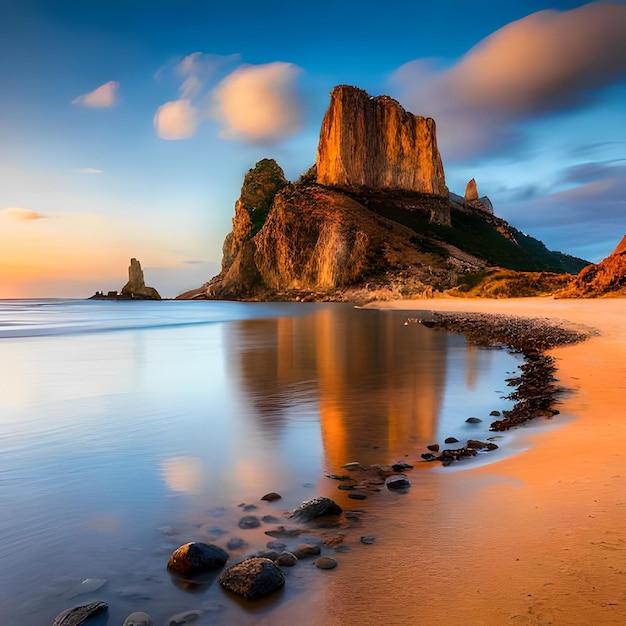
[167,542,228,579]
[218,557,285,600]
[53,601,108,626]
[290,496,342,522]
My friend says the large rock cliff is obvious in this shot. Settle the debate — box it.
[558,235,626,297]
[190,85,589,302]
[315,85,448,197]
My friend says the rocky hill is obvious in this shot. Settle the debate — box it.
[558,235,626,297]
[191,86,589,302]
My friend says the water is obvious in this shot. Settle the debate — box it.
[0,299,521,624]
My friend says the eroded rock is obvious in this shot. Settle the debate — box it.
[167,542,228,579]
[218,557,285,600]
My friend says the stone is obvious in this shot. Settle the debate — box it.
[255,549,280,561]
[348,491,368,500]
[323,534,345,547]
[226,537,247,550]
[466,417,482,424]
[426,444,440,452]
[490,410,501,417]
[467,439,499,451]
[238,515,261,529]
[292,543,321,559]
[274,551,298,567]
[464,178,479,201]
[391,461,414,471]
[218,557,285,600]
[66,578,107,598]
[314,556,338,570]
[360,535,376,545]
[120,258,161,300]
[385,475,411,490]
[261,492,282,502]
[53,601,108,626]
[166,542,229,579]
[444,437,459,444]
[290,497,342,522]
[166,610,203,625]
[262,514,280,524]
[123,612,153,626]
[316,85,448,196]
[266,540,287,550]
[421,453,438,461]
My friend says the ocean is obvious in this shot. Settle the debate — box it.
[0,299,522,624]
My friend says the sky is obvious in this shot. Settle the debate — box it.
[0,0,625,298]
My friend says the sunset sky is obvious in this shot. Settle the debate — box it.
[1,0,625,298]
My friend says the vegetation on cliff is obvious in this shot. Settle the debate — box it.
[188,85,594,303]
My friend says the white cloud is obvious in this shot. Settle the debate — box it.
[211,62,303,143]
[77,168,103,175]
[72,81,119,108]
[0,207,47,221]
[391,2,626,160]
[154,99,199,140]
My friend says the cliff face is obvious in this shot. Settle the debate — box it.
[206,182,462,300]
[316,86,448,197]
[559,235,626,297]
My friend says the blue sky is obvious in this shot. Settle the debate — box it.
[0,0,624,298]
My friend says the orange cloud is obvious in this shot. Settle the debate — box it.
[392,3,626,159]
[212,62,303,143]
[72,81,119,107]
[154,99,199,140]
[0,207,47,220]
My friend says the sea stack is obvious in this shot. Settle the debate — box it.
[315,85,448,196]
[121,258,161,300]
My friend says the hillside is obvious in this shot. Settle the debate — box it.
[185,86,589,302]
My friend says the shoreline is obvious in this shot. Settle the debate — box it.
[348,297,626,625]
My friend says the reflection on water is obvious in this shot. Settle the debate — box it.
[224,307,451,470]
[0,301,519,625]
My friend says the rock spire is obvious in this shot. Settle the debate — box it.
[315,85,448,196]
[121,258,161,300]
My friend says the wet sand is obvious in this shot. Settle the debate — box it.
[274,298,626,626]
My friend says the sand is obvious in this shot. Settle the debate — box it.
[271,297,626,626]
[364,297,626,625]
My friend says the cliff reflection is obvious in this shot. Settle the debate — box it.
[223,305,449,471]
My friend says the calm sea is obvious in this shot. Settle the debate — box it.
[0,299,521,624]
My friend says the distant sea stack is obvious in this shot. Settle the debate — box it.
[558,235,626,298]
[90,258,161,300]
[315,85,448,197]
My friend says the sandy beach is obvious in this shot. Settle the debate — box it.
[271,297,626,626]
[370,297,626,625]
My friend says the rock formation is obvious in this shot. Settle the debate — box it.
[121,258,161,300]
[559,235,626,297]
[464,178,479,201]
[315,85,448,196]
[463,178,493,214]
[186,84,589,302]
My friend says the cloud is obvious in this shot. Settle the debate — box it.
[154,99,199,140]
[154,54,304,144]
[391,3,626,160]
[77,168,103,175]
[0,207,47,221]
[500,176,626,262]
[558,159,626,184]
[72,81,119,107]
[211,62,303,143]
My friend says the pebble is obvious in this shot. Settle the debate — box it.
[262,514,280,524]
[274,551,298,567]
[238,515,261,529]
[123,612,153,626]
[266,540,287,550]
[293,543,321,559]
[360,535,376,545]
[166,609,203,625]
[466,417,482,423]
[314,557,338,570]
[444,437,459,444]
[348,491,368,500]
[261,492,282,502]
[53,601,108,626]
[226,537,247,550]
